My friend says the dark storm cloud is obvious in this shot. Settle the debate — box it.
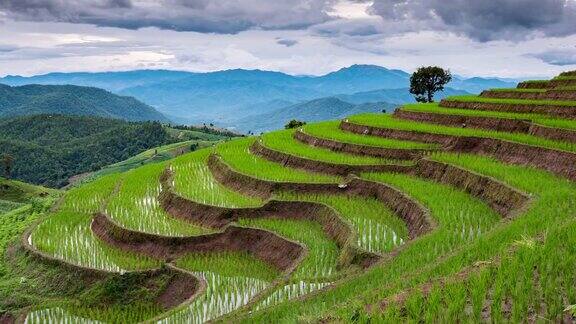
[368,0,576,41]
[531,49,576,66]
[276,38,298,47]
[0,0,336,34]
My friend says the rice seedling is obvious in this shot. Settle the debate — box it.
[260,129,409,165]
[277,192,408,254]
[31,211,160,272]
[175,252,280,282]
[170,148,263,207]
[215,137,341,183]
[347,113,576,152]
[106,162,211,236]
[158,271,270,324]
[444,95,576,107]
[238,218,339,280]
[245,171,502,322]
[302,121,436,149]
[25,307,102,324]
[60,173,121,214]
[401,102,576,131]
[253,281,331,311]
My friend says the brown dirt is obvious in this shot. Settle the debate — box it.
[481,89,576,101]
[395,109,576,144]
[0,313,15,324]
[517,81,550,89]
[439,99,576,119]
[155,267,201,309]
[410,159,529,217]
[294,129,433,159]
[209,153,433,239]
[250,140,413,176]
[91,213,304,272]
[340,121,576,182]
[529,123,576,143]
[395,109,532,133]
[549,79,576,88]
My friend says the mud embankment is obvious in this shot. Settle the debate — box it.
[340,121,576,182]
[480,89,576,101]
[250,140,413,176]
[411,159,529,217]
[293,129,433,160]
[91,212,304,272]
[439,99,576,119]
[394,109,576,143]
[208,154,432,239]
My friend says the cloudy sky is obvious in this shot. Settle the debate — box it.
[1,0,576,78]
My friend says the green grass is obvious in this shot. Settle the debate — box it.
[31,211,161,272]
[260,129,409,166]
[347,113,576,153]
[401,103,576,131]
[243,171,501,322]
[171,148,263,208]
[159,269,270,323]
[106,162,211,236]
[278,192,408,254]
[238,218,340,280]
[302,121,436,150]
[77,140,219,186]
[216,137,341,184]
[0,199,23,214]
[175,252,280,282]
[375,220,576,322]
[443,95,576,107]
[0,177,59,203]
[553,76,576,81]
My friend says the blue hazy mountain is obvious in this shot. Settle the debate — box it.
[0,84,168,122]
[233,97,395,133]
[1,65,516,127]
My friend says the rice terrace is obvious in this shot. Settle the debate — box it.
[0,70,574,322]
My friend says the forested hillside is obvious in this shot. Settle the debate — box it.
[0,115,175,187]
[0,84,168,122]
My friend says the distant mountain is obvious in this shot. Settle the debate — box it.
[449,77,516,94]
[0,70,191,92]
[335,87,471,105]
[0,84,168,122]
[0,65,518,128]
[235,97,394,133]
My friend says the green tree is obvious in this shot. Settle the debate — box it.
[1,154,14,179]
[285,119,306,129]
[410,66,452,103]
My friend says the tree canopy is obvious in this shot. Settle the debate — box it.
[409,66,452,103]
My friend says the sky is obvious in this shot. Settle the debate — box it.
[1,0,576,78]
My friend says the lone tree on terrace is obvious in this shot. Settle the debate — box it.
[285,119,306,129]
[1,154,14,179]
[409,66,452,103]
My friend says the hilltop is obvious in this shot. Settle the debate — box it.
[0,84,168,122]
[0,115,232,187]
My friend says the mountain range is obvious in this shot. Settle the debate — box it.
[0,65,518,131]
[0,84,167,122]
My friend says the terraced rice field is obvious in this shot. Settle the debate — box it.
[21,70,576,322]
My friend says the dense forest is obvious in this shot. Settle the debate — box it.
[0,83,167,122]
[0,115,177,187]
